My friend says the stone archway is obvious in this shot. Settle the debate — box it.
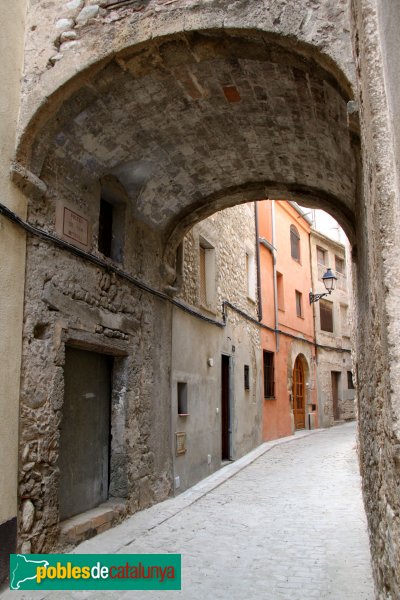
[13,25,360,552]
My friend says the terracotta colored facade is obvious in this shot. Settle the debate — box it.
[258,200,317,441]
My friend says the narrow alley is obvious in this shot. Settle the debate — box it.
[3,423,374,600]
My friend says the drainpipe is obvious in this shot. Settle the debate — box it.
[309,229,320,426]
[271,200,279,352]
[254,202,262,322]
[259,201,279,352]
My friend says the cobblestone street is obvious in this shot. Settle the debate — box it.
[3,423,374,600]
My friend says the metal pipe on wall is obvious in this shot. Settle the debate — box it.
[271,200,280,352]
[254,201,262,322]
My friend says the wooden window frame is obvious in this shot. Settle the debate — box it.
[244,365,250,390]
[295,290,303,318]
[263,351,275,399]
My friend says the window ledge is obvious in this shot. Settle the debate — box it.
[199,302,218,316]
[178,413,190,417]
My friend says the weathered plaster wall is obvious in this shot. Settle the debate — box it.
[310,230,355,427]
[172,203,262,493]
[352,0,400,596]
[377,0,400,198]
[0,0,27,584]
[258,200,317,439]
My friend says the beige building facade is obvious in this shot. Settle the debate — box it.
[310,230,355,428]
[0,0,28,584]
[172,204,262,493]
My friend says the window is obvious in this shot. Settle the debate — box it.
[347,371,355,390]
[98,198,113,257]
[290,225,300,261]
[295,290,303,318]
[320,300,334,332]
[317,246,327,265]
[177,382,188,415]
[263,351,275,398]
[244,365,250,390]
[277,272,285,310]
[98,191,126,262]
[198,238,216,308]
[335,255,345,274]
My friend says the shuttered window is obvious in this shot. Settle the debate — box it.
[320,300,333,332]
[290,225,300,261]
[244,365,250,390]
[335,255,345,274]
[295,290,303,318]
[317,246,327,265]
[263,351,275,398]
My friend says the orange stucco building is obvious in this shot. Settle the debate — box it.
[258,200,317,441]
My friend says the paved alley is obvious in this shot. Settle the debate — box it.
[3,423,375,600]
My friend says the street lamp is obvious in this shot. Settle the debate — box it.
[309,268,338,304]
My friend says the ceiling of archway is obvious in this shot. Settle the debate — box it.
[34,32,357,235]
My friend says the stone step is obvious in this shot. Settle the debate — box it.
[59,498,126,547]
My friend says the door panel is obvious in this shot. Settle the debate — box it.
[221,355,230,460]
[59,347,112,520]
[293,357,305,430]
[331,371,340,421]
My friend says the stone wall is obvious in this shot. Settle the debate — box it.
[179,203,258,317]
[352,0,400,596]
[310,230,355,427]
[17,160,173,552]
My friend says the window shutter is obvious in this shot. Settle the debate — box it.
[320,301,333,332]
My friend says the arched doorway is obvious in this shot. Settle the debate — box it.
[292,356,305,430]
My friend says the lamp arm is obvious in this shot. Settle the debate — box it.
[309,290,332,304]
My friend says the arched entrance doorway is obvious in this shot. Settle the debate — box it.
[292,356,305,430]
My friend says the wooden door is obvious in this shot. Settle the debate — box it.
[292,357,305,430]
[221,355,230,460]
[331,371,340,421]
[58,347,112,520]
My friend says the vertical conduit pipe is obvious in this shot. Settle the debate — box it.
[254,201,262,322]
[271,200,279,352]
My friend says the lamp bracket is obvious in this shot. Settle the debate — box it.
[309,290,332,304]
